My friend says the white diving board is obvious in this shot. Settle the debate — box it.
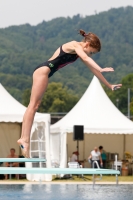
[0,167,120,175]
[0,158,46,163]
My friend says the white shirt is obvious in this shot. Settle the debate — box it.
[70,154,77,162]
[91,150,101,161]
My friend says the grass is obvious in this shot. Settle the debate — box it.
[1,175,133,183]
[52,175,133,182]
[1,178,28,182]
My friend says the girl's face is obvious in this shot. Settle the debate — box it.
[83,42,98,56]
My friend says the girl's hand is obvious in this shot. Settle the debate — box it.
[101,67,114,72]
[112,84,122,91]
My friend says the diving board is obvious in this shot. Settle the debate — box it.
[0,167,120,175]
[0,158,46,162]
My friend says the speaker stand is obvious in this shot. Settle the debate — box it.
[77,140,79,160]
[77,174,90,181]
[76,140,90,181]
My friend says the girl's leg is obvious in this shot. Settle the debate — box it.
[17,67,49,158]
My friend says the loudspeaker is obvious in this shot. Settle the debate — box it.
[73,125,84,140]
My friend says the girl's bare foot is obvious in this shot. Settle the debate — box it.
[17,139,30,158]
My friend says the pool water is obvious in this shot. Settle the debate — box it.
[0,184,133,200]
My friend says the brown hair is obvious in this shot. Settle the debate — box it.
[79,29,101,52]
[10,148,15,152]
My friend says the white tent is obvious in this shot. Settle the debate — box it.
[0,83,51,181]
[50,76,133,168]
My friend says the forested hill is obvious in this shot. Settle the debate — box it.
[0,6,133,102]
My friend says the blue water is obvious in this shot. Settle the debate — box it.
[0,184,133,200]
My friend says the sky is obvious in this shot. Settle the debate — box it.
[0,0,133,28]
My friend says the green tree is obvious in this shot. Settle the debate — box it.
[22,82,79,113]
[22,88,31,106]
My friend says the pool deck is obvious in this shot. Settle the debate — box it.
[0,181,133,184]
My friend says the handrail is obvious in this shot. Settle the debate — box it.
[92,160,102,186]
[115,155,118,184]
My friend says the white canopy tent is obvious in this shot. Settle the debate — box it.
[0,83,51,181]
[50,76,133,168]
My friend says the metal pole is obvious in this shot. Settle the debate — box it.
[77,140,79,160]
[9,163,12,179]
[128,88,130,119]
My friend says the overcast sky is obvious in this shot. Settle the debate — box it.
[0,0,133,28]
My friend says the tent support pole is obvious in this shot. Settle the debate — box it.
[77,140,79,160]
[123,134,126,159]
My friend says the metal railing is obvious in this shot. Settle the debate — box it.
[92,161,102,185]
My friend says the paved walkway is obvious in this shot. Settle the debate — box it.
[0,181,133,184]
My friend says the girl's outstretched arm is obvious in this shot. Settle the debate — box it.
[82,56,115,73]
[74,42,114,72]
[84,64,122,90]
[74,42,122,90]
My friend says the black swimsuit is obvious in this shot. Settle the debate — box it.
[34,46,79,77]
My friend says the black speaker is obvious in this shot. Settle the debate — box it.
[73,125,84,140]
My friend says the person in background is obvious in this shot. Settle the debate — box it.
[5,148,19,179]
[99,146,107,168]
[88,146,102,168]
[70,151,84,167]
[70,151,79,162]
